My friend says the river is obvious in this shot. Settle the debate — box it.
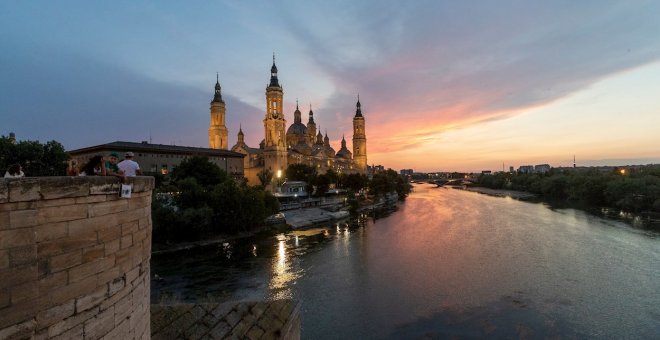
[151,184,660,339]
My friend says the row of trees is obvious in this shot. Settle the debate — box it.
[152,157,279,243]
[0,135,68,176]
[283,164,411,199]
[476,166,660,212]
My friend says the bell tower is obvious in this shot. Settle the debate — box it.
[263,54,288,180]
[209,74,228,149]
[352,95,367,174]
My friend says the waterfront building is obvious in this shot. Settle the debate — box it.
[534,164,551,173]
[518,165,535,174]
[68,141,245,178]
[212,56,368,186]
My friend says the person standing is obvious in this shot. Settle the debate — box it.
[79,155,106,176]
[105,152,125,180]
[117,152,142,177]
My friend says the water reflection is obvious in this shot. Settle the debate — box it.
[151,184,660,339]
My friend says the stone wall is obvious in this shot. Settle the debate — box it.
[0,176,154,340]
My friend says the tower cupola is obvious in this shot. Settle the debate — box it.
[269,54,280,88]
[355,94,362,117]
[212,73,224,103]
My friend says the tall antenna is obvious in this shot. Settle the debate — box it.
[573,155,576,168]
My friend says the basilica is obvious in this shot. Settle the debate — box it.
[208,57,368,185]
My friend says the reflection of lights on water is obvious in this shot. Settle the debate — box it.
[295,235,299,247]
[336,225,341,234]
[252,244,257,257]
[324,229,330,237]
[277,240,286,273]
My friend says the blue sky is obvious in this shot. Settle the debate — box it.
[2,1,660,171]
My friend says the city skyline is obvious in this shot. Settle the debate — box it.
[2,1,660,172]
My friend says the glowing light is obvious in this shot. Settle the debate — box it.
[620,169,626,175]
[277,169,282,178]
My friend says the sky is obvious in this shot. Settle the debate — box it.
[1,1,660,172]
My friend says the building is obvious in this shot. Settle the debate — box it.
[400,169,414,176]
[518,165,534,174]
[534,164,551,173]
[207,56,368,187]
[68,141,245,178]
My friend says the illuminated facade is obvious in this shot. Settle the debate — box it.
[217,57,367,185]
[208,74,228,149]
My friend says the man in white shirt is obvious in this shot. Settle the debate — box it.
[117,152,142,177]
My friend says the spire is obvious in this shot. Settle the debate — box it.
[269,53,280,87]
[355,94,362,117]
[237,124,244,143]
[324,130,330,145]
[294,99,302,124]
[341,134,346,148]
[308,103,315,123]
[212,74,224,103]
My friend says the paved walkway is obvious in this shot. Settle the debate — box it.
[151,300,300,340]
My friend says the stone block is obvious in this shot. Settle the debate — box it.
[34,222,67,242]
[8,179,40,202]
[128,195,151,210]
[38,271,67,293]
[35,197,76,208]
[10,281,38,304]
[0,211,9,230]
[0,250,8,270]
[99,282,131,311]
[95,266,121,288]
[37,204,88,224]
[246,325,265,340]
[75,285,108,313]
[46,305,98,337]
[0,319,36,340]
[113,293,132,323]
[68,255,114,283]
[121,221,138,236]
[104,239,120,256]
[0,180,8,203]
[75,194,107,204]
[36,299,75,330]
[50,323,83,340]
[89,179,121,195]
[8,245,37,267]
[47,278,95,307]
[97,223,121,243]
[81,244,105,263]
[37,236,96,259]
[38,177,89,200]
[8,209,38,229]
[0,264,37,290]
[0,298,38,329]
[108,276,126,297]
[120,234,133,249]
[102,318,129,340]
[0,288,9,309]
[89,199,129,217]
[49,250,82,273]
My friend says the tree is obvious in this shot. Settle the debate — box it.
[285,163,317,182]
[170,156,227,187]
[0,135,68,176]
[342,173,369,192]
[257,168,273,187]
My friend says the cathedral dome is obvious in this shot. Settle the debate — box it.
[292,140,312,156]
[286,122,307,137]
[324,145,336,158]
[336,148,352,159]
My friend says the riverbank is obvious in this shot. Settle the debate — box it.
[457,186,537,199]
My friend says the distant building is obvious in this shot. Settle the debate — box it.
[481,170,492,175]
[68,141,245,178]
[534,164,551,173]
[400,169,413,176]
[518,165,534,174]
[368,164,385,174]
[509,166,514,173]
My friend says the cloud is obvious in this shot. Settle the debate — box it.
[280,1,660,153]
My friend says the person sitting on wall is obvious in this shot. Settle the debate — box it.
[118,152,141,177]
[105,152,126,180]
[66,159,80,176]
[78,155,107,176]
[4,163,25,178]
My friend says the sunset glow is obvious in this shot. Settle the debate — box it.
[2,1,659,171]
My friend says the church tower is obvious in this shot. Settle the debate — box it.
[209,74,228,149]
[306,104,316,146]
[352,95,367,173]
[263,55,288,179]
